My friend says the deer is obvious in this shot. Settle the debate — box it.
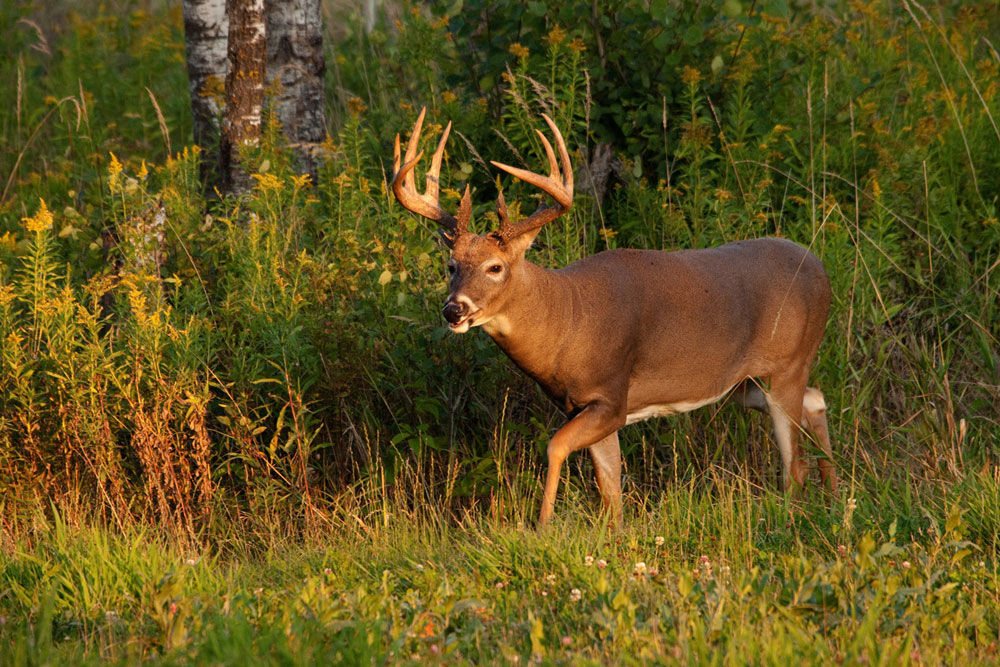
[390,108,836,527]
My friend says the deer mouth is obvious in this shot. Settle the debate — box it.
[448,310,480,333]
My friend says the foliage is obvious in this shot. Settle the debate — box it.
[0,0,999,661]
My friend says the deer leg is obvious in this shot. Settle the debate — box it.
[765,372,809,491]
[735,379,834,490]
[589,432,622,527]
[802,387,837,491]
[540,402,624,527]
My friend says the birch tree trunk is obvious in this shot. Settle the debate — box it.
[265,0,326,181]
[181,0,229,186]
[221,0,266,196]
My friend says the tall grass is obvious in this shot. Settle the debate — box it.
[0,0,999,661]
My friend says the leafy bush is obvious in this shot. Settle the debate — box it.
[0,0,997,548]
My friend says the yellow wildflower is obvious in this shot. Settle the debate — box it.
[252,172,282,193]
[137,159,148,180]
[347,96,368,116]
[442,90,457,104]
[545,25,566,48]
[291,173,312,189]
[0,231,17,252]
[22,198,54,233]
[509,43,530,60]
[109,152,123,178]
[567,37,587,53]
[680,65,702,86]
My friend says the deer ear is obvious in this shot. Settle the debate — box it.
[495,226,541,257]
[438,228,457,250]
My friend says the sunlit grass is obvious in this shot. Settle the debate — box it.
[0,0,998,662]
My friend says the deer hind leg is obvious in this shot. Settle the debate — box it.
[802,387,837,491]
[733,380,835,490]
[589,432,622,527]
[764,372,809,492]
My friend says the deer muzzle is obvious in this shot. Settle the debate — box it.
[442,300,468,325]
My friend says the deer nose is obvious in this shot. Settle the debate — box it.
[442,301,466,324]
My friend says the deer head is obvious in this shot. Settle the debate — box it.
[391,107,573,333]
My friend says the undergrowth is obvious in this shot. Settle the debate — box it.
[0,0,999,662]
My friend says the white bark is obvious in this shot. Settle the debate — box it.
[363,0,377,34]
[266,0,326,180]
[182,0,229,154]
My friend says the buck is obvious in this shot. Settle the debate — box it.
[391,108,836,527]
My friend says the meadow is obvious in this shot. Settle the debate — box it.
[1,0,999,663]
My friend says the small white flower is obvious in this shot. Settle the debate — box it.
[633,561,647,575]
[846,497,857,511]
[545,574,556,584]
[569,588,582,602]
[902,561,911,569]
[584,555,594,567]
[654,535,665,547]
[185,558,197,567]
[597,558,608,569]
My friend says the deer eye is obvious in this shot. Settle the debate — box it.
[447,264,456,274]
[487,264,503,274]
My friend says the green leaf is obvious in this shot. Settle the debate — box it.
[529,614,545,657]
[650,0,669,21]
[723,0,742,18]
[682,24,704,46]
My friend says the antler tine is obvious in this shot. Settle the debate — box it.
[542,113,573,194]
[390,108,468,240]
[426,121,451,202]
[490,113,574,243]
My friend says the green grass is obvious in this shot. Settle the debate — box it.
[1,0,999,662]
[3,476,999,664]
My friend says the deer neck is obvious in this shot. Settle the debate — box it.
[481,260,574,397]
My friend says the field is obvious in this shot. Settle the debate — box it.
[1,0,999,663]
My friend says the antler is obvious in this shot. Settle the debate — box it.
[392,107,470,244]
[490,114,574,244]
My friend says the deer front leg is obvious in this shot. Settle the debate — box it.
[540,402,624,527]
